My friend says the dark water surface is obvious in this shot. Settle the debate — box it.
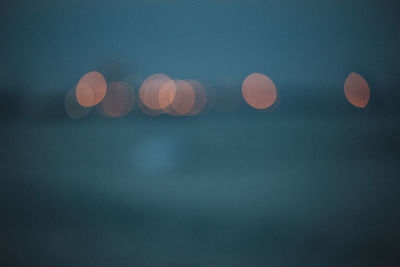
[2,114,399,266]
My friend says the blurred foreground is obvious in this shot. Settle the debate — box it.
[1,112,400,266]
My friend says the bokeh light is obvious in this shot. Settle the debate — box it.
[168,80,196,115]
[186,80,207,116]
[242,73,277,110]
[139,74,172,110]
[64,87,92,119]
[158,80,177,110]
[75,71,107,107]
[344,72,370,108]
[99,81,135,118]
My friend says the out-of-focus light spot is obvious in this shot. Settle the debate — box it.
[344,73,370,108]
[139,74,172,110]
[99,81,135,118]
[168,80,195,115]
[65,87,92,119]
[158,80,177,109]
[242,73,277,110]
[76,71,107,107]
[186,80,207,115]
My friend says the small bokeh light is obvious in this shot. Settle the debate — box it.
[242,73,277,110]
[344,72,370,108]
[97,81,135,118]
[75,71,107,107]
[139,73,172,112]
[167,80,195,116]
[158,80,177,110]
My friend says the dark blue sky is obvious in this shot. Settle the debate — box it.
[1,0,400,93]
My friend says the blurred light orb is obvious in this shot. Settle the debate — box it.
[65,88,91,119]
[344,73,370,108]
[100,81,135,118]
[242,73,277,110]
[139,74,171,110]
[158,80,177,109]
[186,80,207,115]
[76,71,107,107]
[170,80,196,115]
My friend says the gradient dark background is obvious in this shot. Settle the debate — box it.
[1,0,400,266]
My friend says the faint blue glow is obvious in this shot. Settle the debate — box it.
[132,135,180,176]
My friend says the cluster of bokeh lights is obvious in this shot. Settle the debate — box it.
[138,74,206,116]
[65,71,371,119]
